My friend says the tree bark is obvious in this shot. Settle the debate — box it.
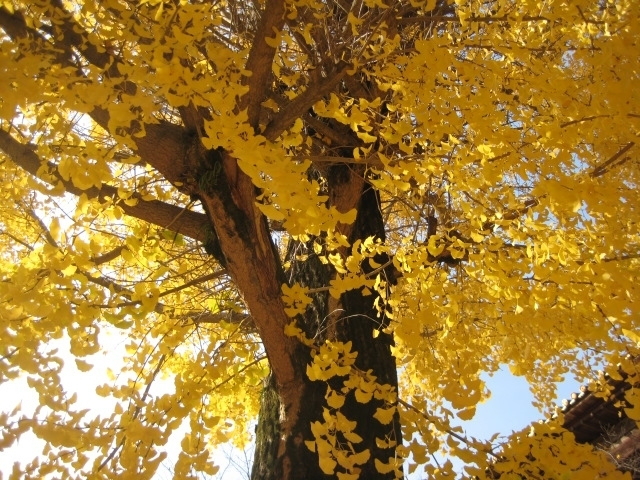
[251,175,401,480]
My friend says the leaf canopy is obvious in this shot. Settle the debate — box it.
[0,0,638,478]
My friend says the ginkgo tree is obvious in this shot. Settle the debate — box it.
[0,0,638,478]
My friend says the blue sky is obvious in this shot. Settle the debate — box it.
[465,367,580,442]
[396,367,583,480]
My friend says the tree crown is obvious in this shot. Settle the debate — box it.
[0,0,638,478]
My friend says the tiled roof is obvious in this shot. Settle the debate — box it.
[556,371,640,478]
[559,376,631,443]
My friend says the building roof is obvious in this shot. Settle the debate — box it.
[557,370,640,478]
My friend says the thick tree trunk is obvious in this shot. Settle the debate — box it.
[251,178,401,480]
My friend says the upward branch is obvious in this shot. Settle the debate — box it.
[240,0,287,130]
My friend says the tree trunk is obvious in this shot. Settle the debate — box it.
[251,177,401,480]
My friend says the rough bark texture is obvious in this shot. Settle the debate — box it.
[251,175,401,480]
[196,149,303,413]
[336,181,401,477]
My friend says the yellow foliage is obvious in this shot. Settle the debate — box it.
[0,0,638,478]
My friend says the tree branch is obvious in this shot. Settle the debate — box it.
[262,61,350,141]
[601,253,640,263]
[198,148,301,427]
[395,13,551,26]
[185,310,254,330]
[239,0,286,129]
[48,0,113,70]
[20,203,59,248]
[0,229,34,251]
[157,270,228,299]
[591,142,635,178]
[84,267,229,320]
[560,115,611,128]
[303,113,359,149]
[0,130,208,242]
[0,6,30,40]
[91,246,126,266]
[397,398,499,459]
